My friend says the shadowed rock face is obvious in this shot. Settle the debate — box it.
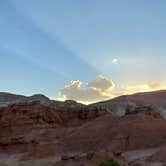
[0,101,109,166]
[0,101,106,131]
[2,90,166,118]
[0,92,26,102]
[63,110,166,152]
[0,102,166,166]
[0,102,107,151]
[1,91,166,165]
[0,92,85,111]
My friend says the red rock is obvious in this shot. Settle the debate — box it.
[0,100,166,165]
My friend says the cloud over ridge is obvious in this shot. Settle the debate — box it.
[59,75,165,104]
[59,75,114,103]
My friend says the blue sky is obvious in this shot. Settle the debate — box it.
[0,0,166,101]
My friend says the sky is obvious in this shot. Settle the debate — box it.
[0,0,166,103]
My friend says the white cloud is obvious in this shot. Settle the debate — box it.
[59,75,115,104]
[112,58,118,64]
[88,75,115,91]
[58,75,166,104]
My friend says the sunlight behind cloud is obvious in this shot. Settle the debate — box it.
[122,82,165,95]
[59,75,115,104]
[58,76,166,104]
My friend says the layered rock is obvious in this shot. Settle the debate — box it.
[0,92,85,112]
[90,90,166,119]
[0,101,107,152]
[0,92,166,165]
[62,108,166,152]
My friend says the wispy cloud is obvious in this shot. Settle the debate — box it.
[122,81,163,94]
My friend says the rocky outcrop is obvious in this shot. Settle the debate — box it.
[1,91,166,165]
[0,92,85,112]
[62,108,166,153]
[0,101,107,152]
[90,90,166,119]
[0,103,165,165]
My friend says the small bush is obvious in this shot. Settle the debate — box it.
[99,159,121,166]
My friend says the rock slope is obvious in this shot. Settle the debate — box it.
[90,90,166,118]
[0,91,166,165]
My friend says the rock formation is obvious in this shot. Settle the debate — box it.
[0,91,166,165]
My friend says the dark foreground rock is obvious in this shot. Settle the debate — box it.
[0,92,166,165]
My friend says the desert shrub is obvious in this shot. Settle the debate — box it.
[99,159,121,166]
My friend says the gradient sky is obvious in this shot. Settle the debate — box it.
[0,0,166,101]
